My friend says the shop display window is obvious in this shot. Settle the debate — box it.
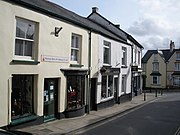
[67,76,85,110]
[11,75,34,120]
[101,75,114,99]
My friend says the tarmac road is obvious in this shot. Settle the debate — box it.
[76,93,180,135]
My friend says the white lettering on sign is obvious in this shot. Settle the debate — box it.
[41,55,69,63]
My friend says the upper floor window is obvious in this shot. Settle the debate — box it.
[71,33,82,63]
[176,52,180,60]
[153,62,159,71]
[103,41,111,65]
[138,51,141,65]
[175,63,180,71]
[15,18,36,59]
[154,54,158,61]
[122,47,127,66]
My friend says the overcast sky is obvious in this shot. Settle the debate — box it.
[49,0,180,54]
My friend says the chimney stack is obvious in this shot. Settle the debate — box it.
[115,24,120,29]
[170,40,175,52]
[92,7,99,13]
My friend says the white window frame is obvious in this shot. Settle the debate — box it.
[103,41,111,65]
[176,52,180,60]
[101,75,114,101]
[175,63,180,71]
[152,76,160,85]
[122,46,127,66]
[153,62,159,71]
[14,18,36,60]
[71,33,82,63]
[173,76,180,86]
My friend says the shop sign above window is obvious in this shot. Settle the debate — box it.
[41,55,69,63]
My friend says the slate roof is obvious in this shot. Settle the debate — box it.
[8,0,129,45]
[142,49,180,63]
[142,50,158,63]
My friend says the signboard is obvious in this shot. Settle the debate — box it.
[41,55,69,63]
[131,66,138,71]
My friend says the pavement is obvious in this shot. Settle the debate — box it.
[18,92,163,135]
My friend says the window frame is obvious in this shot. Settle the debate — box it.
[14,17,36,60]
[176,52,180,60]
[11,75,34,120]
[153,62,159,71]
[101,75,114,100]
[122,46,127,66]
[103,41,111,65]
[70,33,82,63]
[152,76,160,85]
[175,62,180,71]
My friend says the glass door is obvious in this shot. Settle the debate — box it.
[44,78,58,122]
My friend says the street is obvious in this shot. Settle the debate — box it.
[75,93,180,135]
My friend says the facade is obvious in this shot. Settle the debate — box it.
[88,8,138,109]
[0,1,142,128]
[127,35,144,95]
[142,50,166,89]
[142,41,180,89]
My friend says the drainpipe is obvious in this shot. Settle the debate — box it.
[8,75,13,125]
[131,45,133,100]
[87,30,92,114]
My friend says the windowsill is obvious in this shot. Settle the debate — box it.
[70,64,84,68]
[11,114,38,125]
[100,96,114,102]
[11,59,40,65]
[121,65,128,68]
[151,84,161,86]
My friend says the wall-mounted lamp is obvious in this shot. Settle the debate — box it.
[55,27,63,37]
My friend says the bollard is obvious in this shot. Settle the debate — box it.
[144,91,146,101]
[161,89,163,95]
[155,89,157,97]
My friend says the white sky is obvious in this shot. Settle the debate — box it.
[49,0,180,54]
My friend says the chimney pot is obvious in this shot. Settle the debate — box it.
[92,7,99,13]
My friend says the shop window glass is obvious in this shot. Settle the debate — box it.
[101,75,114,99]
[67,76,85,110]
[11,75,34,120]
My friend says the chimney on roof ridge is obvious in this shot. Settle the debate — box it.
[92,7,99,13]
[170,40,175,52]
[115,24,120,28]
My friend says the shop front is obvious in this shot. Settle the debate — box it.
[96,66,120,110]
[11,75,39,126]
[61,69,88,118]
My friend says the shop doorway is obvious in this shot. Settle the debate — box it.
[90,78,97,110]
[114,77,118,103]
[44,78,58,122]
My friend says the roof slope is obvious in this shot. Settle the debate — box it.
[88,11,143,48]
[8,0,129,44]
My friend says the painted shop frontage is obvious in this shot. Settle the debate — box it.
[0,0,143,128]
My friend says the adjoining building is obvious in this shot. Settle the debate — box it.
[142,40,180,89]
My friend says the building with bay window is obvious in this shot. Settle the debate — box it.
[0,0,142,128]
[0,0,91,128]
